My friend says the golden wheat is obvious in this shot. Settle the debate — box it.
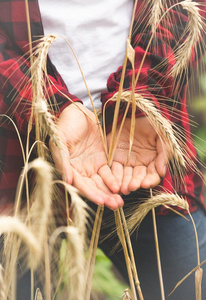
[127,193,189,234]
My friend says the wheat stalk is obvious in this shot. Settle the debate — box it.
[119,208,144,300]
[150,190,165,300]
[0,265,7,300]
[195,267,203,300]
[115,210,138,300]
[65,227,85,300]
[85,205,104,300]
[54,181,89,238]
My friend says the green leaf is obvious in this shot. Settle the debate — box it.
[92,248,127,299]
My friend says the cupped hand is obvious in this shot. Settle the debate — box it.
[107,117,168,195]
[49,103,123,210]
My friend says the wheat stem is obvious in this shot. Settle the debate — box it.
[115,210,137,300]
[195,267,203,300]
[85,206,104,300]
[151,190,165,300]
[120,208,144,300]
[44,236,51,300]
[188,212,201,266]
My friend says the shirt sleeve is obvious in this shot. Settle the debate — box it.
[0,29,82,135]
[101,0,206,133]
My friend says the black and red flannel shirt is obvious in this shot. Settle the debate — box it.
[0,0,205,214]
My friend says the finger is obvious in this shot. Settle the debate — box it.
[111,161,124,188]
[98,165,120,193]
[91,174,124,208]
[128,166,147,192]
[49,140,73,184]
[104,194,124,210]
[91,174,114,194]
[73,170,123,209]
[141,161,161,189]
[121,166,133,195]
[155,138,168,178]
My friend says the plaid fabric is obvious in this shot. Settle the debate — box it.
[0,0,205,214]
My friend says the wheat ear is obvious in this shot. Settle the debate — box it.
[122,288,132,300]
[110,91,185,170]
[149,0,163,34]
[0,217,41,269]
[35,288,43,300]
[30,35,62,151]
[127,193,189,233]
[172,0,204,78]
[24,158,53,249]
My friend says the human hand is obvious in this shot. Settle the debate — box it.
[107,117,168,195]
[49,103,123,209]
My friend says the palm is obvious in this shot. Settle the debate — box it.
[50,103,123,209]
[67,109,107,177]
[107,117,167,195]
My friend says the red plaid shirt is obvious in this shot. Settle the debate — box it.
[0,0,205,214]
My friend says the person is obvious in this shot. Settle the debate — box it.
[0,0,206,299]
